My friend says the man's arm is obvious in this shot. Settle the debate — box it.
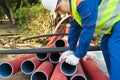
[68,16,82,52]
[74,0,99,58]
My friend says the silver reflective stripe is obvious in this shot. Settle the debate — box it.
[96,0,108,24]
[104,0,120,30]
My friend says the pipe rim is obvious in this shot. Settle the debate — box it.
[54,39,65,47]
[60,60,77,76]
[35,53,48,61]
[71,74,87,80]
[31,70,48,80]
[0,62,13,78]
[49,52,60,64]
[21,59,36,74]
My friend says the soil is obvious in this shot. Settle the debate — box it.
[0,22,41,80]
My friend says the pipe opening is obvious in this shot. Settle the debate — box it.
[55,39,65,47]
[21,60,34,74]
[31,71,48,80]
[49,52,60,64]
[0,63,13,78]
[72,75,86,80]
[60,61,77,76]
[36,53,48,61]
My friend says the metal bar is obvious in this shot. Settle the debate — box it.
[22,33,69,41]
[0,46,101,54]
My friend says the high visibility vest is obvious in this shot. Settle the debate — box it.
[71,0,120,34]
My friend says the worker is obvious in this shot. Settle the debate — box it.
[42,0,120,79]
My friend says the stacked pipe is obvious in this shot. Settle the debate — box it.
[80,57,109,80]
[54,23,70,47]
[0,15,109,80]
[0,54,35,78]
[21,57,41,74]
[31,60,54,80]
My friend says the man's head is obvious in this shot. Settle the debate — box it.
[42,0,70,14]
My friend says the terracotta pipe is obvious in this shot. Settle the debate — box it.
[54,37,68,47]
[35,52,48,61]
[53,15,70,33]
[60,60,77,76]
[49,52,61,64]
[70,63,87,80]
[54,24,70,47]
[80,57,109,80]
[50,63,67,80]
[47,27,65,46]
[21,57,41,74]
[31,60,54,80]
[0,54,35,78]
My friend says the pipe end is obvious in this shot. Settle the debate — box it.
[60,60,77,76]
[21,60,35,74]
[0,62,13,78]
[31,71,48,80]
[35,53,48,61]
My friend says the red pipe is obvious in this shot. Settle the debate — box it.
[49,52,61,64]
[54,25,70,47]
[80,57,109,80]
[70,63,87,80]
[53,15,70,33]
[21,57,41,74]
[60,60,77,76]
[47,27,65,46]
[0,54,35,78]
[35,52,48,61]
[31,60,54,80]
[50,63,67,80]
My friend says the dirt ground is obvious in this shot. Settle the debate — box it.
[0,22,41,80]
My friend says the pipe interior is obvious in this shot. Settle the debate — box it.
[36,53,48,60]
[22,61,34,74]
[72,75,86,80]
[49,53,60,63]
[31,72,47,80]
[55,39,65,47]
[61,61,77,76]
[0,63,12,78]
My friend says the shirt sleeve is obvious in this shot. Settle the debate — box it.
[74,0,99,58]
[68,16,82,52]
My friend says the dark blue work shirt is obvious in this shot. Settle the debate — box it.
[68,0,102,58]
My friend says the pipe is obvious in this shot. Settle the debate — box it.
[54,39,67,47]
[70,63,87,80]
[53,15,70,33]
[0,46,101,54]
[49,52,61,64]
[47,27,66,46]
[0,54,35,78]
[54,24,70,47]
[22,33,68,41]
[50,63,67,80]
[35,52,48,61]
[80,57,109,80]
[31,60,54,80]
[21,57,41,74]
[60,60,77,76]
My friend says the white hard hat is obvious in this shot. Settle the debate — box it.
[42,0,58,15]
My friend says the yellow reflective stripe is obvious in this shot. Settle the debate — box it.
[97,0,108,25]
[98,0,104,9]
[71,0,82,26]
[105,12,120,34]
[97,0,119,29]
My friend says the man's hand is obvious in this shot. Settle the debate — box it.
[65,54,80,65]
[59,50,74,62]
